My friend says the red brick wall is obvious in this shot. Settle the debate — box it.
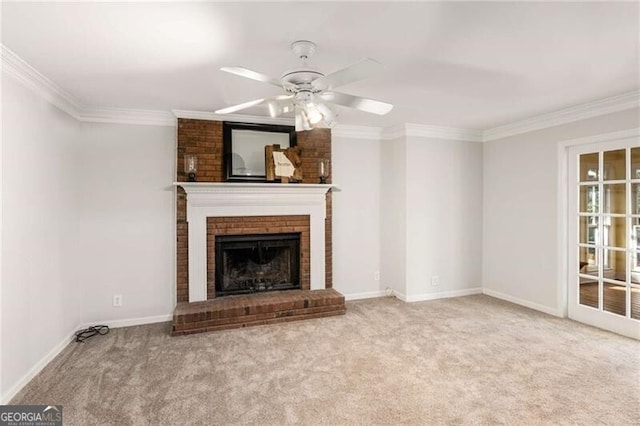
[296,129,333,290]
[206,215,311,298]
[176,119,331,302]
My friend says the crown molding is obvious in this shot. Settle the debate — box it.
[332,124,383,140]
[1,44,81,119]
[483,90,640,142]
[557,127,640,149]
[79,107,175,127]
[172,109,294,126]
[405,123,484,142]
[2,44,175,127]
[378,123,483,142]
[381,124,407,140]
[333,123,483,141]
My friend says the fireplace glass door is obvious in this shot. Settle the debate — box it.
[215,233,301,297]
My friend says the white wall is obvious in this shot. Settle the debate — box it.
[482,108,640,315]
[405,137,483,300]
[0,75,176,402]
[332,135,384,299]
[76,123,176,324]
[378,133,483,302]
[1,74,81,401]
[380,136,407,296]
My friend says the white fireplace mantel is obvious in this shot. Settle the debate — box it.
[174,182,334,302]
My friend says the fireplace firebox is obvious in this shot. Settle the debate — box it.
[215,233,301,297]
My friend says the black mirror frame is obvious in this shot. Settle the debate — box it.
[223,122,297,182]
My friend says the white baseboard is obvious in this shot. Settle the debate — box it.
[1,313,173,404]
[394,287,482,302]
[392,290,408,301]
[80,313,173,330]
[343,290,388,301]
[482,288,564,317]
[0,322,82,405]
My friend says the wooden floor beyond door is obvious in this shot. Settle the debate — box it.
[579,282,640,320]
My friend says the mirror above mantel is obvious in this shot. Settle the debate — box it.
[223,122,297,182]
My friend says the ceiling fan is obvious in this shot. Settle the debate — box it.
[215,40,393,131]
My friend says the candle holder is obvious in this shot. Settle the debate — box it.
[318,159,330,184]
[184,154,198,182]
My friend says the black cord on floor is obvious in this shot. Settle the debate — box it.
[75,325,109,343]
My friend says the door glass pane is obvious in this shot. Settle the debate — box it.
[631,252,640,284]
[632,183,640,215]
[580,185,599,213]
[632,251,640,285]
[603,282,626,316]
[579,246,598,273]
[603,216,626,248]
[603,149,626,181]
[579,276,599,308]
[579,216,598,245]
[580,153,599,182]
[603,184,625,214]
[603,249,625,282]
[632,147,640,179]
[633,220,640,251]
[631,286,640,320]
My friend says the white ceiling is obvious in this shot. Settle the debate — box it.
[2,1,638,129]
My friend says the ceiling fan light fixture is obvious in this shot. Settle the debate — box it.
[295,108,303,131]
[295,106,312,132]
[316,103,336,125]
[305,103,323,124]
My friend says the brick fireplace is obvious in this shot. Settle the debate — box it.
[172,119,345,335]
[175,119,334,302]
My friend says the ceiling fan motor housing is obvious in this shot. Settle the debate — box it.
[281,69,324,88]
[281,40,326,90]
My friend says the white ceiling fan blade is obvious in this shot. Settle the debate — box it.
[319,91,393,115]
[295,109,303,132]
[220,67,296,90]
[267,95,295,118]
[312,58,383,91]
[316,103,337,127]
[215,95,292,115]
[215,98,266,114]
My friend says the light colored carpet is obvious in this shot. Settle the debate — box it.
[12,295,640,425]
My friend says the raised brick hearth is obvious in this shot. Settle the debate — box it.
[172,289,345,335]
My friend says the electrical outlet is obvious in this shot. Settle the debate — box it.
[431,276,440,286]
[113,294,123,307]
[374,271,380,281]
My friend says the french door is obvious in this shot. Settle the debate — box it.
[568,139,640,338]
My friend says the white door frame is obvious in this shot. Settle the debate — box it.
[557,128,640,339]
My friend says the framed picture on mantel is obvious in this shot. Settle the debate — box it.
[223,122,297,181]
